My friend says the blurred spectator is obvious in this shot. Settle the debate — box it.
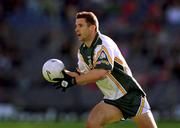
[165,0,180,25]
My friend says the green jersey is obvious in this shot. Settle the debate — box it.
[78,32,145,100]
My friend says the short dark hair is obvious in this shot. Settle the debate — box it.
[76,11,99,31]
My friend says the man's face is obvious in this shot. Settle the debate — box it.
[75,18,92,42]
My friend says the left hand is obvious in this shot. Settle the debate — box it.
[52,70,76,91]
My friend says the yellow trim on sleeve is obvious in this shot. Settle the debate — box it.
[136,97,145,115]
[114,57,123,65]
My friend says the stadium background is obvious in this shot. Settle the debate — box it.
[0,0,179,127]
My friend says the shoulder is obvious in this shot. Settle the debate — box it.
[98,32,118,49]
[99,33,113,42]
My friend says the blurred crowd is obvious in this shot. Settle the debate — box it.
[0,0,179,120]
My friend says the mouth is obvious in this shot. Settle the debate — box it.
[77,33,81,37]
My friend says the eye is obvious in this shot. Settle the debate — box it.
[75,24,82,29]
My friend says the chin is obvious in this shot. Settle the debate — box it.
[79,38,84,42]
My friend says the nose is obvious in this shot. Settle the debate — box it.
[75,27,78,33]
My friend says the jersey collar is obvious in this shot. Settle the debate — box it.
[84,33,99,48]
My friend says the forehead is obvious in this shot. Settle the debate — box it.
[76,18,87,25]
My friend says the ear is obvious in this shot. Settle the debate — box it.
[90,25,96,31]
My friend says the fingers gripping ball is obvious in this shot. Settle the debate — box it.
[42,59,65,83]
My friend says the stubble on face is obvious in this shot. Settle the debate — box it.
[75,19,90,42]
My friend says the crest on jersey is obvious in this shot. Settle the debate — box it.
[99,51,107,59]
[95,50,110,65]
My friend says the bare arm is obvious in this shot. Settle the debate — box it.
[65,68,108,85]
[75,69,108,85]
[64,69,80,77]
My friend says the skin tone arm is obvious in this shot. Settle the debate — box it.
[65,69,108,85]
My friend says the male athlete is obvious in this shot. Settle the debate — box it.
[53,11,158,128]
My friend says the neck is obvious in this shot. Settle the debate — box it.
[85,32,97,48]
